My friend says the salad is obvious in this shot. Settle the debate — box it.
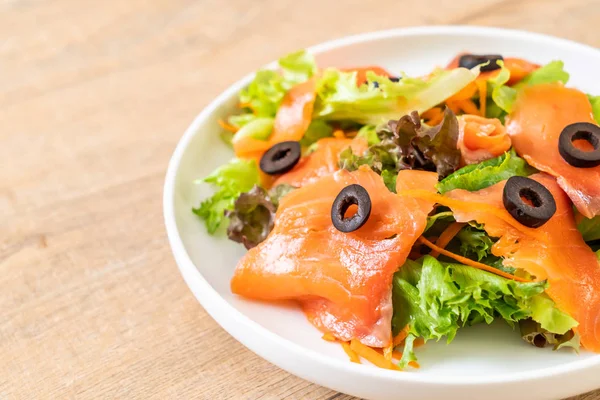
[193,50,600,369]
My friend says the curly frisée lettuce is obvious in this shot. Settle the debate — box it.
[192,158,260,233]
[392,256,577,367]
[437,149,535,194]
[313,67,480,125]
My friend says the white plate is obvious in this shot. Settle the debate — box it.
[164,26,600,400]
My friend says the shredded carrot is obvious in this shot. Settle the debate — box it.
[383,342,394,361]
[409,361,421,369]
[218,119,239,133]
[322,332,337,342]
[422,107,444,125]
[476,78,487,117]
[418,237,530,282]
[341,341,361,364]
[333,129,346,139]
[445,100,461,115]
[397,189,547,242]
[414,338,425,348]
[350,340,400,370]
[447,81,478,102]
[431,222,466,257]
[393,325,410,346]
[456,99,480,115]
[392,350,404,359]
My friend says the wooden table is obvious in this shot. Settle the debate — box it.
[2,0,600,398]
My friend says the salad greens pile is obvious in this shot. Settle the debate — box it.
[193,49,600,367]
[192,158,260,234]
[392,256,578,367]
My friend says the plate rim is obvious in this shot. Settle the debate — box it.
[163,25,600,386]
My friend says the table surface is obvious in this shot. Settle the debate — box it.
[3,0,600,398]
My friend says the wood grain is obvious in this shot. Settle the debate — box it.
[1,0,599,398]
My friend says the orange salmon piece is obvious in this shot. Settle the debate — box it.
[446,173,600,352]
[506,84,600,218]
[231,168,438,346]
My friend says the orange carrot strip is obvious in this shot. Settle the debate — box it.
[397,189,547,242]
[422,107,444,125]
[445,100,461,115]
[476,78,487,117]
[431,222,466,257]
[418,237,530,282]
[456,99,480,115]
[350,340,400,370]
[409,361,421,369]
[393,325,410,346]
[447,82,478,102]
[392,350,404,359]
[322,333,337,342]
[341,341,361,364]
[414,338,425,348]
[218,119,239,133]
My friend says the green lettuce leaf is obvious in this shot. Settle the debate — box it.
[456,226,494,261]
[227,50,317,128]
[313,67,479,125]
[381,170,397,193]
[528,293,578,334]
[424,211,454,232]
[356,125,380,145]
[228,113,257,128]
[517,61,570,87]
[437,149,535,194]
[577,215,600,242]
[299,120,334,147]
[487,61,515,117]
[231,117,274,146]
[392,256,576,367]
[487,60,569,114]
[193,158,260,233]
[588,94,600,124]
[278,50,318,84]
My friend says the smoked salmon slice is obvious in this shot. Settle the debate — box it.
[506,84,600,218]
[443,173,600,351]
[234,78,316,158]
[457,115,512,164]
[231,167,438,346]
[273,137,368,187]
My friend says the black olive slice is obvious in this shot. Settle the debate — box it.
[331,184,372,233]
[458,54,504,72]
[558,122,600,168]
[259,141,301,175]
[502,176,557,228]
